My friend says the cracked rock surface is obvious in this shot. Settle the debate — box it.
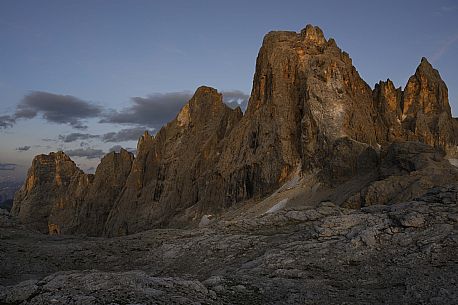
[1,186,457,304]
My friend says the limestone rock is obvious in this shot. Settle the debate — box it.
[341,142,458,208]
[12,150,134,235]
[12,152,91,234]
[374,57,458,155]
[104,86,242,235]
[2,186,458,304]
[75,149,134,236]
[12,25,458,236]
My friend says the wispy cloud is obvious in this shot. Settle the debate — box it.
[65,148,105,159]
[102,127,153,142]
[0,115,15,129]
[431,33,458,63]
[0,163,17,170]
[58,133,99,143]
[434,4,458,16]
[109,145,136,154]
[16,146,31,151]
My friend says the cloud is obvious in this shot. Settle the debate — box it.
[108,145,137,153]
[109,145,123,152]
[0,163,16,170]
[222,90,249,112]
[101,90,249,128]
[16,146,31,151]
[101,92,192,128]
[65,148,105,159]
[102,127,152,142]
[431,33,458,63]
[2,89,249,131]
[109,145,136,154]
[59,133,100,143]
[15,91,102,129]
[0,115,15,129]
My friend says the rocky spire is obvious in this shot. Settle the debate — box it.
[12,152,90,234]
[403,57,451,117]
[300,24,327,45]
[104,86,242,235]
[12,25,458,237]
[400,57,457,153]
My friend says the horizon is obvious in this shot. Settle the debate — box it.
[1,0,458,181]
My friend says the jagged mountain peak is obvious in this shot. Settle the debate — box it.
[12,25,458,237]
[403,56,451,117]
[176,86,228,128]
[300,24,327,44]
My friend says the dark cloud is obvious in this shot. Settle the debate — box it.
[59,133,100,143]
[109,145,136,154]
[101,90,249,128]
[16,146,31,151]
[15,91,102,129]
[109,145,123,152]
[222,90,249,112]
[0,115,15,129]
[65,148,105,159]
[0,163,16,170]
[102,127,152,142]
[2,89,248,132]
[101,92,192,128]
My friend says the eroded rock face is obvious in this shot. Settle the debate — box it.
[104,87,242,235]
[12,150,134,235]
[374,58,458,155]
[12,152,91,234]
[12,25,458,236]
[341,142,458,208]
[75,149,134,236]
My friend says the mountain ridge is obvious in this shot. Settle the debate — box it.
[12,24,458,236]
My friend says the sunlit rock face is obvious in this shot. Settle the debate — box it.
[12,152,91,234]
[12,150,134,235]
[374,57,458,156]
[104,87,243,235]
[12,25,458,236]
[402,58,458,155]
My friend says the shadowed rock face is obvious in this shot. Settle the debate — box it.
[74,149,134,236]
[374,57,458,155]
[12,25,458,236]
[12,152,91,234]
[12,150,134,235]
[104,87,242,235]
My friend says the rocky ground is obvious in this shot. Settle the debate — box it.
[1,185,457,304]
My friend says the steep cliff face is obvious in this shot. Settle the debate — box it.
[372,79,405,142]
[12,24,458,237]
[12,152,91,234]
[374,58,458,155]
[75,149,134,236]
[12,150,134,235]
[104,87,242,235]
[216,25,383,197]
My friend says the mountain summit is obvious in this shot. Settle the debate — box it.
[12,25,458,236]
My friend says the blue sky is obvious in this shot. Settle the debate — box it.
[1,0,457,180]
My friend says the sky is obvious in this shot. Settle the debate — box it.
[0,0,457,181]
